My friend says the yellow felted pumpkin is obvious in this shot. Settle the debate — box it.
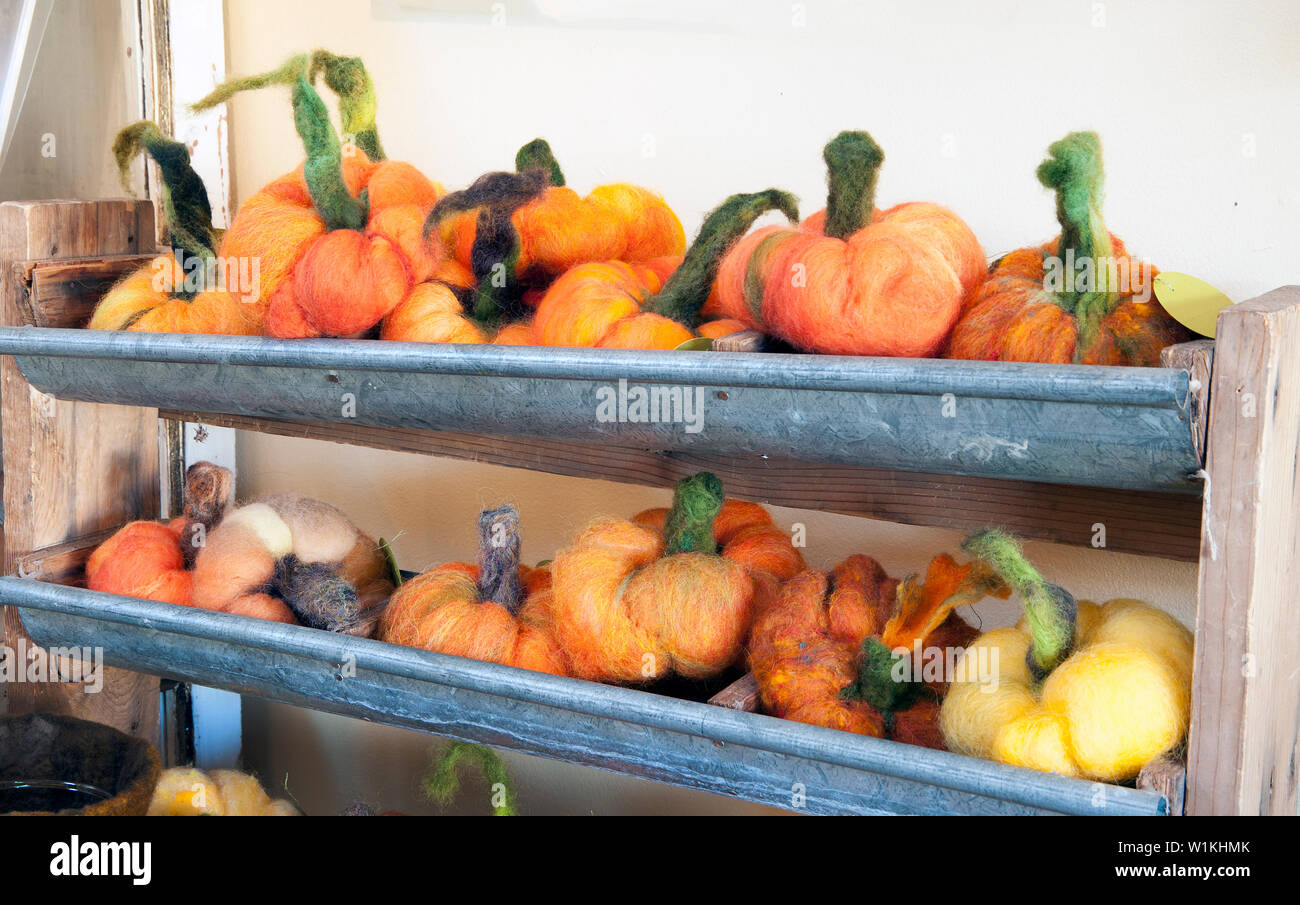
[939,531,1193,783]
[148,767,299,816]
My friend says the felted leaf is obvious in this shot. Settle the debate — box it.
[879,553,1009,651]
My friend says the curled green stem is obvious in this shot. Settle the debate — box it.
[423,742,517,816]
[477,505,524,615]
[1036,131,1118,343]
[111,121,217,299]
[962,530,1076,680]
[662,472,725,555]
[293,78,368,232]
[644,189,800,326]
[515,137,565,187]
[822,130,884,240]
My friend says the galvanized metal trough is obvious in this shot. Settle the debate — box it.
[0,327,1201,492]
[2,577,1170,815]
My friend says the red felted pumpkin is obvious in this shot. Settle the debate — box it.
[747,551,1004,748]
[944,131,1191,365]
[708,130,985,357]
[549,473,804,683]
[379,506,567,675]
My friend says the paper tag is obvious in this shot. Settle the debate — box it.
[1152,272,1234,338]
[674,337,714,351]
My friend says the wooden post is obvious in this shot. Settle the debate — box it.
[1187,285,1300,815]
[0,198,162,743]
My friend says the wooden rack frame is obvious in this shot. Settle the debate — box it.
[1,199,1297,815]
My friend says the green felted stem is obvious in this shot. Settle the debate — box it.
[293,78,368,232]
[515,138,565,187]
[1036,131,1117,345]
[644,189,800,326]
[962,530,1076,680]
[423,742,517,816]
[112,122,217,300]
[843,637,921,723]
[425,169,550,326]
[822,130,885,241]
[309,51,385,161]
[477,505,524,615]
[190,53,309,112]
[662,472,725,556]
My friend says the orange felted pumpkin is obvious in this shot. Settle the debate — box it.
[945,132,1191,365]
[379,505,568,676]
[87,124,259,335]
[550,473,805,683]
[747,552,1003,748]
[194,54,444,337]
[709,130,985,357]
[439,139,685,288]
[85,462,234,606]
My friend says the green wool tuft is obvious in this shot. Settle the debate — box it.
[663,472,726,555]
[293,78,368,232]
[110,121,217,300]
[515,137,565,187]
[843,637,921,720]
[962,529,1076,679]
[822,130,885,240]
[422,742,517,816]
[645,188,800,326]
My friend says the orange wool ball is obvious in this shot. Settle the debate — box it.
[550,473,804,683]
[709,131,984,357]
[86,521,192,607]
[379,506,568,675]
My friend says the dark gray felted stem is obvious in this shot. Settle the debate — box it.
[822,130,885,241]
[275,556,361,631]
[293,77,368,232]
[477,505,524,615]
[425,169,550,325]
[112,121,218,299]
[515,138,565,187]
[644,189,799,327]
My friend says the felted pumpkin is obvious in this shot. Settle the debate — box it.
[85,462,234,606]
[940,530,1194,782]
[748,552,997,747]
[87,123,259,334]
[379,505,568,675]
[944,132,1191,365]
[192,53,445,336]
[148,767,298,816]
[439,138,685,289]
[708,130,985,357]
[550,473,804,683]
[191,493,393,631]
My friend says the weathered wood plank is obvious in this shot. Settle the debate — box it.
[163,410,1204,562]
[1187,286,1300,815]
[0,199,161,743]
[1137,752,1187,816]
[1161,339,1215,464]
[708,673,761,712]
[14,253,157,328]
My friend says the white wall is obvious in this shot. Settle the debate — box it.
[218,0,1299,814]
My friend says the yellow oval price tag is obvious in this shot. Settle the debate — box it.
[1152,272,1234,338]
